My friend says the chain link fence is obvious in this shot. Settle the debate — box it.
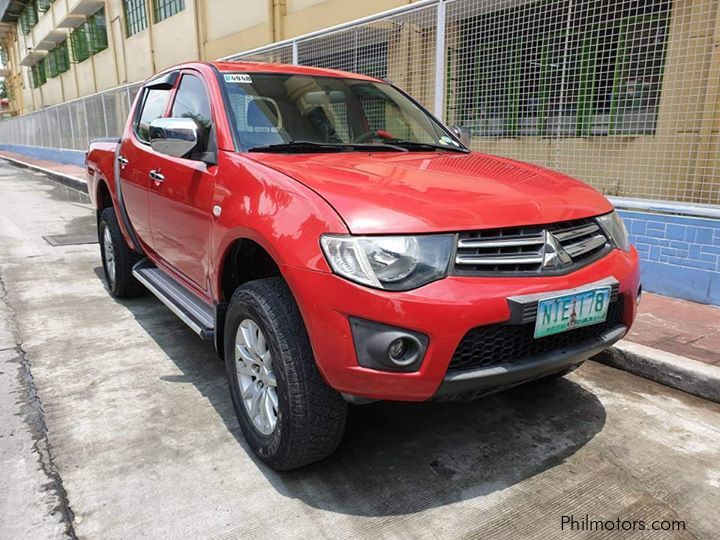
[1,0,719,206]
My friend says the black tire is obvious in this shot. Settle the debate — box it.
[224,278,347,470]
[98,207,143,298]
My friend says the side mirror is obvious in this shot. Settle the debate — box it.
[450,125,472,147]
[149,117,199,159]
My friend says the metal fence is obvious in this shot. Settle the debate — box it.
[1,0,719,206]
[0,82,142,151]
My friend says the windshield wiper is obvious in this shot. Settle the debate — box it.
[248,140,408,153]
[385,140,470,153]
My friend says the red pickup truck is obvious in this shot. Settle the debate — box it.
[86,61,640,470]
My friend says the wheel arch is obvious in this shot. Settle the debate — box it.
[95,179,114,211]
[214,236,288,360]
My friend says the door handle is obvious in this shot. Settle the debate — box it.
[117,155,129,166]
[149,170,165,183]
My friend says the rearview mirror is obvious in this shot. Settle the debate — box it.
[450,125,472,147]
[149,117,199,158]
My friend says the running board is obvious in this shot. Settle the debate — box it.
[132,260,215,340]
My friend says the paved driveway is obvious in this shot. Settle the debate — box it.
[1,161,719,539]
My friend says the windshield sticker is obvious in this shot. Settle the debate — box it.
[224,74,253,84]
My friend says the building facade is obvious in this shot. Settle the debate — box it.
[0,0,418,115]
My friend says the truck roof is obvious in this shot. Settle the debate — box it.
[211,61,383,83]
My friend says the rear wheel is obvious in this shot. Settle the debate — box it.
[224,278,347,470]
[99,207,143,298]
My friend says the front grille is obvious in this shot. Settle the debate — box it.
[453,217,610,275]
[449,297,625,372]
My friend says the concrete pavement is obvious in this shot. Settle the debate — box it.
[1,159,719,539]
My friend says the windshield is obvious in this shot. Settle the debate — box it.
[221,73,463,152]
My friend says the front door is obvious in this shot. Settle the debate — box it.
[118,85,174,250]
[147,71,216,291]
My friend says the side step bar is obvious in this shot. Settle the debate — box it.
[132,259,215,340]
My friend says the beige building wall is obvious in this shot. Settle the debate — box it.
[3,0,418,115]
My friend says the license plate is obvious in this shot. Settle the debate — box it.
[534,286,611,338]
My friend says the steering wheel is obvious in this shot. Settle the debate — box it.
[353,129,395,143]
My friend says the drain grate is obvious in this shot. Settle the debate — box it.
[43,233,98,246]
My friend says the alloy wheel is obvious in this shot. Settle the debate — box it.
[102,226,116,287]
[235,318,279,435]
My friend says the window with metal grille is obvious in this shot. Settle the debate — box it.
[47,41,70,78]
[31,59,46,88]
[69,9,107,62]
[70,24,90,63]
[47,47,57,78]
[19,1,39,35]
[448,0,670,137]
[87,8,108,54]
[56,40,70,73]
[37,0,53,13]
[152,0,184,23]
[124,0,148,37]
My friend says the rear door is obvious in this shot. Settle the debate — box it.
[147,70,217,292]
[118,80,174,251]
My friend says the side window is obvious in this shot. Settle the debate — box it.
[171,74,213,154]
[171,74,212,131]
[135,88,170,142]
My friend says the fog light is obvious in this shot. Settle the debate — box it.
[388,338,406,360]
[386,337,419,367]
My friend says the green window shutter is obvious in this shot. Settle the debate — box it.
[19,9,30,34]
[39,58,47,86]
[32,58,47,87]
[27,1,39,27]
[70,24,90,63]
[38,0,52,13]
[48,48,58,78]
[88,8,108,54]
[57,40,70,73]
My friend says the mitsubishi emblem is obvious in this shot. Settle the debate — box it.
[541,230,572,269]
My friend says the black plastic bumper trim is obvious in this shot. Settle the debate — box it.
[349,316,429,373]
[434,325,626,398]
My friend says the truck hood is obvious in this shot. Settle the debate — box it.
[245,152,613,234]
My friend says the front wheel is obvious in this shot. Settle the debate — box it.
[224,278,347,470]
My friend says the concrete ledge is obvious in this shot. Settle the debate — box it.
[0,154,88,193]
[593,340,720,403]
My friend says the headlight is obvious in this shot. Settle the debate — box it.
[320,234,453,291]
[597,211,630,251]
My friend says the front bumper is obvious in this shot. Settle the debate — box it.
[435,325,625,398]
[282,247,640,402]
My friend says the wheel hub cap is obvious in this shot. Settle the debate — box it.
[102,227,116,286]
[235,319,278,435]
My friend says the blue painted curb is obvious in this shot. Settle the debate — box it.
[0,144,86,167]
